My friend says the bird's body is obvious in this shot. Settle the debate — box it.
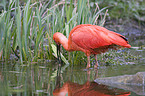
[53,24,131,68]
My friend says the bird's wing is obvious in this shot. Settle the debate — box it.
[107,31,131,48]
[71,25,130,50]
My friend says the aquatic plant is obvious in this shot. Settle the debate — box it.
[0,0,108,64]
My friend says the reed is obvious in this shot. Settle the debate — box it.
[0,0,108,64]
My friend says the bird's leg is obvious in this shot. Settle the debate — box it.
[94,55,98,68]
[86,56,90,69]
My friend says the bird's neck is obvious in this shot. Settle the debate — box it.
[57,34,69,51]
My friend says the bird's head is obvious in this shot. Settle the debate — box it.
[53,32,68,62]
[53,32,61,44]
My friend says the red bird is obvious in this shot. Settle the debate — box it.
[53,81,131,96]
[53,24,131,68]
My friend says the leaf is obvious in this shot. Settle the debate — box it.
[51,44,69,64]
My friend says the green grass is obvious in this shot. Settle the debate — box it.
[0,0,108,64]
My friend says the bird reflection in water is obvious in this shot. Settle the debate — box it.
[53,81,130,96]
[53,65,131,96]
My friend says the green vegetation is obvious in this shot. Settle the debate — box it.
[0,0,108,64]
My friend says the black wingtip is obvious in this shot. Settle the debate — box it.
[120,35,128,42]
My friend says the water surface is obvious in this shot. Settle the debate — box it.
[0,49,145,96]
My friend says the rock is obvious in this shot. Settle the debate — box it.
[95,72,145,85]
[94,72,145,95]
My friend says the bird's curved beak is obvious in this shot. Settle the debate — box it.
[56,43,61,62]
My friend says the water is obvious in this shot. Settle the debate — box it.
[0,49,145,96]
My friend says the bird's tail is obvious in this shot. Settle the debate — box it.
[108,31,131,48]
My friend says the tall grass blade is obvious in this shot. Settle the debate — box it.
[1,1,15,60]
[0,13,5,59]
[15,0,23,63]
[33,7,45,61]
[22,0,31,61]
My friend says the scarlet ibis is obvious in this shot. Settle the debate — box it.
[53,24,131,68]
[53,81,131,96]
